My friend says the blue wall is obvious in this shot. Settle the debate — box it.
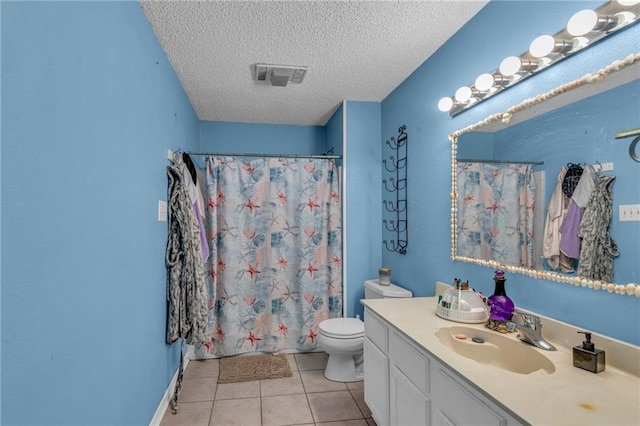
[325,102,345,162]
[344,101,382,321]
[381,0,640,345]
[1,2,199,424]
[199,121,327,155]
[0,1,3,419]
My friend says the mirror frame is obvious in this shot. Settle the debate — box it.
[450,53,640,298]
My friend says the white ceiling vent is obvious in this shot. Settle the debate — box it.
[255,64,308,87]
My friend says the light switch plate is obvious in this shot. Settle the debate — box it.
[158,200,167,222]
[619,204,640,222]
[597,162,613,172]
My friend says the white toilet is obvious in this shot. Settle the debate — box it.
[317,279,413,382]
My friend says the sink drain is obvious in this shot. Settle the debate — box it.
[472,336,485,344]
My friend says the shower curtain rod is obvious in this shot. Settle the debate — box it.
[185,151,342,160]
[457,158,544,165]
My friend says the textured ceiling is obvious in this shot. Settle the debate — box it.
[140,0,488,126]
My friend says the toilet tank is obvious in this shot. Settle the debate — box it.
[364,279,413,299]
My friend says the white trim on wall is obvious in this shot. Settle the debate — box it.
[148,354,191,426]
[342,100,348,319]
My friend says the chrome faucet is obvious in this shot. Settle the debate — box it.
[509,311,556,351]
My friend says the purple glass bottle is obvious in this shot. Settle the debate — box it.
[488,270,514,321]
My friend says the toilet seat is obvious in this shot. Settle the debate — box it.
[319,318,365,339]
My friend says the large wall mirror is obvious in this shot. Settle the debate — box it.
[450,54,639,297]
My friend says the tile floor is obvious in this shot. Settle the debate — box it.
[160,352,376,426]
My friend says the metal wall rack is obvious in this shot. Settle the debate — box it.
[383,125,408,255]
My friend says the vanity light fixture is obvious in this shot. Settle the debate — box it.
[499,56,539,77]
[455,86,473,103]
[491,73,511,87]
[438,96,454,112]
[529,35,575,58]
[567,9,619,36]
[474,73,495,92]
[437,0,640,116]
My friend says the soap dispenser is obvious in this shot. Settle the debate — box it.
[573,331,605,373]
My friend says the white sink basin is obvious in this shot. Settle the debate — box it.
[435,326,556,375]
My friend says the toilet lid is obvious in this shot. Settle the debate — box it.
[319,318,365,338]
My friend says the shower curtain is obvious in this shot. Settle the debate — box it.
[195,156,343,357]
[456,162,535,268]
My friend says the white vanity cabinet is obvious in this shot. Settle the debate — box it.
[363,309,390,425]
[364,307,522,426]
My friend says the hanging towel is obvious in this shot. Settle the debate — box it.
[571,164,596,208]
[559,200,584,259]
[165,161,210,415]
[542,166,574,272]
[180,161,209,262]
[166,164,208,345]
[559,165,595,259]
[577,175,619,282]
[182,153,198,184]
[562,162,583,197]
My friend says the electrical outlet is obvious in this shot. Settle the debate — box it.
[619,204,640,222]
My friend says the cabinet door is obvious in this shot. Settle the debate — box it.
[431,365,518,426]
[390,365,430,426]
[365,309,389,353]
[389,330,430,396]
[364,338,389,426]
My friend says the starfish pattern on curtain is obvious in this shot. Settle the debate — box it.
[194,157,343,357]
[457,162,535,268]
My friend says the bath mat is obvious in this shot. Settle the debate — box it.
[218,353,292,384]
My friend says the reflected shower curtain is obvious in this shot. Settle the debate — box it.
[456,162,535,268]
[195,157,343,357]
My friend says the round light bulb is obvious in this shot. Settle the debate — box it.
[455,86,472,103]
[615,11,635,27]
[617,0,640,6]
[474,73,494,92]
[437,97,453,112]
[499,56,522,76]
[529,35,556,58]
[568,10,598,36]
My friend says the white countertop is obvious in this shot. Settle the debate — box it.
[362,297,640,426]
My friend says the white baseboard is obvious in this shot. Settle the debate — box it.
[149,354,191,426]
